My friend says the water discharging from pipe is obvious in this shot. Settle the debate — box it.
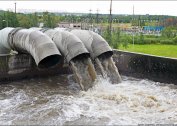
[95,55,122,84]
[69,53,121,90]
[70,56,96,91]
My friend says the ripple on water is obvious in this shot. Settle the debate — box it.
[0,75,177,125]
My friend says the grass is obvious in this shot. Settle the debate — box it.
[118,44,177,58]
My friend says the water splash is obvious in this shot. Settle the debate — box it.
[70,53,121,90]
[0,75,177,125]
[70,57,96,91]
[95,56,122,84]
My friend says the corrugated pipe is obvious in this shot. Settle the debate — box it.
[0,27,62,68]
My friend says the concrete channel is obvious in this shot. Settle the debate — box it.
[0,50,177,85]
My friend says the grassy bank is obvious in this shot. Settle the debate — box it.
[119,44,177,58]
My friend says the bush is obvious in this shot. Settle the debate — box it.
[102,26,112,46]
[120,34,131,48]
[160,39,174,44]
[161,27,175,38]
[139,32,144,44]
[143,38,160,44]
[112,28,121,48]
[145,35,159,38]
[173,36,177,44]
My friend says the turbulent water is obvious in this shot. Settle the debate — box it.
[69,55,121,91]
[95,57,122,84]
[0,75,177,125]
[70,57,96,91]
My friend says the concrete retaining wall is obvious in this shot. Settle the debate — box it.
[0,50,177,84]
[0,54,70,83]
[113,50,177,84]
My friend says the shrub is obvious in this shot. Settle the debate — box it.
[139,32,144,44]
[173,36,177,44]
[160,39,174,44]
[112,28,121,48]
[143,38,160,44]
[102,26,112,46]
[145,35,159,38]
[161,27,174,38]
[120,34,131,48]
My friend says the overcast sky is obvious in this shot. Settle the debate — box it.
[0,1,177,16]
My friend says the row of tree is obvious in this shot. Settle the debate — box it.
[1,10,177,30]
[103,26,177,48]
[0,10,63,29]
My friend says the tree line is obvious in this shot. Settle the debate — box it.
[0,10,177,30]
[0,10,63,29]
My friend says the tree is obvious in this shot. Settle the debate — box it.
[17,14,31,28]
[0,15,3,29]
[162,27,174,38]
[29,13,38,27]
[3,11,19,27]
[43,12,59,28]
[43,11,51,27]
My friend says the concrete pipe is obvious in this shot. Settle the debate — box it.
[54,28,113,59]
[67,29,122,83]
[30,28,96,90]
[0,27,62,68]
[31,28,90,63]
[0,27,12,54]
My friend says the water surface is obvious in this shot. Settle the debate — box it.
[0,75,177,125]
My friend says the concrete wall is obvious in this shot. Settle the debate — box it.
[113,50,177,84]
[1,50,177,84]
[0,54,71,83]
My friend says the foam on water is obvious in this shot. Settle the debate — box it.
[0,75,177,125]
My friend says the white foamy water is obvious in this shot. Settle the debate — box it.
[0,75,177,125]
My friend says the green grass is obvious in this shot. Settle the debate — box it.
[119,44,177,58]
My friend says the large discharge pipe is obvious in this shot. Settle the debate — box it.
[30,28,90,62]
[30,28,97,91]
[55,28,121,83]
[69,29,122,84]
[70,29,113,59]
[42,28,90,63]
[0,27,62,68]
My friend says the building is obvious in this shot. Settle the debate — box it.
[142,26,164,32]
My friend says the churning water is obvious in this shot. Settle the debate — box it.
[70,54,121,91]
[0,75,177,125]
[95,57,122,84]
[70,57,96,91]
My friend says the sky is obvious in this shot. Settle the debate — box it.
[0,1,177,16]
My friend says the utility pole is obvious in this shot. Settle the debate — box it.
[108,0,113,46]
[96,9,99,25]
[14,2,16,14]
[89,9,92,30]
[132,5,135,46]
[109,0,112,33]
